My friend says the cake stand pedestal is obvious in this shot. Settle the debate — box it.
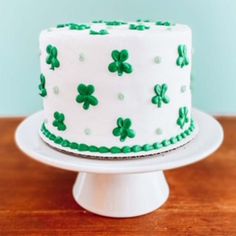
[15,109,223,218]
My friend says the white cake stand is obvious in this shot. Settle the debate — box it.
[15,109,223,218]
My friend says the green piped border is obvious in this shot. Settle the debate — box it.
[40,119,195,155]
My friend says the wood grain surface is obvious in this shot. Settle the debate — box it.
[0,117,235,235]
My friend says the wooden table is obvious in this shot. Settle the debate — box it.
[0,117,235,235]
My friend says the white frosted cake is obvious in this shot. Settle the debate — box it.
[38,20,197,158]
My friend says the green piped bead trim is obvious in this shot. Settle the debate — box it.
[153,143,163,150]
[99,146,110,153]
[132,145,142,153]
[79,144,89,151]
[111,146,122,154]
[89,146,98,152]
[62,140,70,147]
[55,137,63,144]
[41,119,195,155]
[162,140,170,147]
[143,144,154,151]
[122,146,131,153]
[70,142,79,150]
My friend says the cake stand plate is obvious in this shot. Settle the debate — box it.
[15,109,223,218]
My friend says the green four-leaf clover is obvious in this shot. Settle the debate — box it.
[176,45,189,68]
[76,84,99,110]
[46,45,60,70]
[177,107,189,129]
[53,112,67,131]
[113,117,136,142]
[38,74,47,97]
[108,49,133,76]
[152,84,170,108]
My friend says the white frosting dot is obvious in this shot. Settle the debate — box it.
[180,85,187,93]
[156,128,162,135]
[79,53,85,62]
[53,86,59,95]
[118,93,125,101]
[84,128,91,135]
[154,56,162,64]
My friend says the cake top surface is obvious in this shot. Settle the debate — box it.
[41,20,191,37]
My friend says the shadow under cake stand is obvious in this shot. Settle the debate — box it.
[15,109,223,218]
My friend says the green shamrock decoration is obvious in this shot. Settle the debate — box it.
[76,84,99,110]
[53,112,67,131]
[176,45,189,68]
[57,23,90,30]
[46,45,60,70]
[69,24,90,30]
[56,23,72,28]
[38,74,47,97]
[92,20,104,23]
[156,21,171,26]
[129,24,150,31]
[152,84,170,107]
[113,117,135,142]
[136,19,151,22]
[177,107,189,129]
[90,29,109,35]
[105,21,127,26]
[108,49,133,76]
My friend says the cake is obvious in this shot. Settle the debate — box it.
[38,20,197,158]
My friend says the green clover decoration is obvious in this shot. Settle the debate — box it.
[46,45,60,70]
[156,21,171,26]
[105,21,127,26]
[113,117,135,142]
[108,49,133,76]
[152,84,170,108]
[176,45,189,68]
[53,112,67,131]
[38,74,47,97]
[129,24,150,31]
[177,107,189,129]
[90,29,109,35]
[57,23,90,30]
[76,84,99,110]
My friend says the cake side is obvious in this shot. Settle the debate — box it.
[38,21,195,157]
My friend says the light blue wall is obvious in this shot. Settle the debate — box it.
[0,0,235,116]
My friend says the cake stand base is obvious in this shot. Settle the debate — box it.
[73,171,169,217]
[15,109,223,218]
